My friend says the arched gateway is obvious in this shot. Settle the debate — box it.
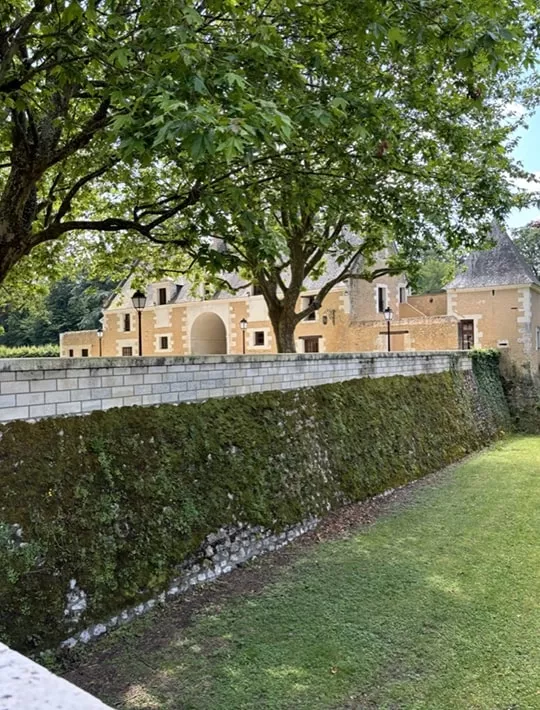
[190,313,227,354]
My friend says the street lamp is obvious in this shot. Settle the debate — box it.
[240,318,248,354]
[131,290,147,356]
[97,328,103,357]
[383,306,393,352]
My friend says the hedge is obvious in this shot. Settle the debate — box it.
[0,344,59,358]
[0,360,509,652]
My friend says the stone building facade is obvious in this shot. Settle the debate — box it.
[60,226,540,372]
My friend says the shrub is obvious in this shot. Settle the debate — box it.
[0,344,59,358]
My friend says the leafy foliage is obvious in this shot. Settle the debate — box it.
[0,344,59,358]
[0,362,508,652]
[0,277,112,347]
[412,253,459,294]
[512,219,540,276]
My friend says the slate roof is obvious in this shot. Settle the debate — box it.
[445,223,539,289]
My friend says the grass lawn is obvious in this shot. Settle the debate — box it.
[65,436,540,709]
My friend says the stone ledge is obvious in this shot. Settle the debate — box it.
[0,642,112,709]
[0,350,471,372]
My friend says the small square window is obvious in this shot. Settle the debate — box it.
[303,295,316,321]
[254,331,265,346]
[160,336,169,350]
[81,348,89,357]
[158,287,167,305]
[68,349,74,357]
[122,346,133,356]
[124,313,131,331]
[303,336,320,353]
[377,286,387,313]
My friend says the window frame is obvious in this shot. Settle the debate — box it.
[302,295,317,321]
[159,335,169,350]
[377,286,387,313]
[301,335,320,353]
[254,331,265,346]
[122,346,133,356]
[158,287,167,305]
[81,348,89,357]
[123,313,131,332]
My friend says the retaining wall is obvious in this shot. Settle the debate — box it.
[0,351,471,423]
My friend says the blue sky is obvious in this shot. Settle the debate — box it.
[508,106,540,230]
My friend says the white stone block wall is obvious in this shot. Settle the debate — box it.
[0,642,112,709]
[0,351,471,424]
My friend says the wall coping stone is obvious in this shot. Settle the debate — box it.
[0,642,112,709]
[0,350,471,372]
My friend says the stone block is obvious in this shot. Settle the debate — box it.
[101,375,125,388]
[100,397,124,410]
[111,386,135,398]
[56,401,82,415]
[15,370,44,381]
[16,392,43,406]
[134,384,152,395]
[29,403,57,419]
[143,374,162,384]
[0,380,29,395]
[30,379,57,392]
[122,395,144,407]
[81,400,104,412]
[45,390,71,404]
[57,377,79,391]
[0,406,29,422]
[123,374,144,386]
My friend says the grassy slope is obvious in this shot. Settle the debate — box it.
[73,437,540,709]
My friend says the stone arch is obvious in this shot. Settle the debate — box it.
[190,312,227,355]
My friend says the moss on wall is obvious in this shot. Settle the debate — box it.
[0,364,508,652]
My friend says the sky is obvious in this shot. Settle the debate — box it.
[508,106,540,230]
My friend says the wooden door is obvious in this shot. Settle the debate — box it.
[459,320,474,350]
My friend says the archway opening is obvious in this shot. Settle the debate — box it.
[190,313,227,354]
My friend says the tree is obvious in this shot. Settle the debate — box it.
[412,255,458,294]
[143,0,538,351]
[513,220,540,276]
[0,0,312,285]
[0,276,113,345]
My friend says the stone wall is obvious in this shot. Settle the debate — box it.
[0,351,471,423]
[61,517,319,651]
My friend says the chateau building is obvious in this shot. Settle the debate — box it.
[60,225,540,372]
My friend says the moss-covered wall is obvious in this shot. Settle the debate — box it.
[0,360,509,653]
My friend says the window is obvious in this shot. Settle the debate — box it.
[122,346,133,356]
[81,348,89,357]
[303,336,320,353]
[254,331,265,346]
[536,327,540,351]
[159,336,169,350]
[158,287,167,305]
[399,287,408,304]
[68,349,74,357]
[123,313,131,332]
[377,286,387,313]
[303,295,316,321]
[252,284,263,296]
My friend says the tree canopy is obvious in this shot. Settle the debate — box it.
[1,0,539,351]
[513,219,540,276]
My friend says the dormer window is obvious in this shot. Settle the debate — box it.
[158,287,167,305]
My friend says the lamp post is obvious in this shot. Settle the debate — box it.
[383,306,393,352]
[240,318,248,354]
[97,328,103,357]
[131,290,147,356]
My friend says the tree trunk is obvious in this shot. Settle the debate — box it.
[268,309,297,353]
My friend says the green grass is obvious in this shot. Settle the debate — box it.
[72,437,540,709]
